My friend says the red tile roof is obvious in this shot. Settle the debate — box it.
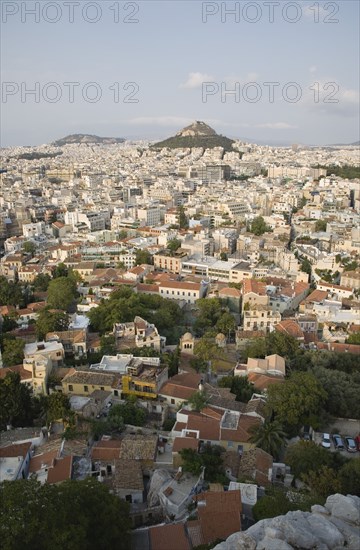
[149,523,191,550]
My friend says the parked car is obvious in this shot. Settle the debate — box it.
[344,436,357,453]
[356,434,360,451]
[321,433,331,449]
[332,434,345,450]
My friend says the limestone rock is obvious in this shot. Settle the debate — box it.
[325,494,360,526]
[212,494,360,550]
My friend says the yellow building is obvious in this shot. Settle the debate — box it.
[62,369,122,397]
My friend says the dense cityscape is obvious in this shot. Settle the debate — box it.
[1,0,360,548]
[0,121,359,548]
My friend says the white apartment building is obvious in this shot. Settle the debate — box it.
[137,205,161,227]
[22,222,45,238]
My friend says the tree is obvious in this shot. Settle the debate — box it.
[35,309,69,340]
[135,249,152,265]
[167,238,181,255]
[100,334,117,355]
[338,458,360,496]
[0,277,23,307]
[194,298,223,335]
[180,444,225,482]
[33,273,51,291]
[285,441,334,479]
[187,390,207,412]
[2,337,25,367]
[52,262,68,278]
[178,205,188,229]
[109,402,146,426]
[303,466,341,499]
[244,331,299,361]
[310,366,360,420]
[163,347,180,377]
[249,216,269,236]
[218,375,254,403]
[0,478,131,550]
[216,312,236,339]
[346,333,360,345]
[220,251,228,261]
[1,315,18,333]
[0,371,34,429]
[300,258,312,276]
[194,333,223,367]
[22,241,37,256]
[44,392,72,425]
[47,276,77,311]
[252,488,320,522]
[249,420,287,460]
[267,372,327,430]
[315,219,327,232]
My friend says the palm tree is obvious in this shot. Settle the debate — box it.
[249,420,287,460]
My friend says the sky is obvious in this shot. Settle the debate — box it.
[1,0,359,146]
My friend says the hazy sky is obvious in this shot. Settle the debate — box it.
[1,0,359,146]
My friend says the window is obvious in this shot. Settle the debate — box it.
[100,387,104,391]
[84,385,89,392]
[68,385,73,392]
[171,398,175,405]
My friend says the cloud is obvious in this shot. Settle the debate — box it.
[309,66,317,73]
[255,122,298,129]
[300,79,359,117]
[180,72,215,89]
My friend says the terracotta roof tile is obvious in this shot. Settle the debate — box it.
[150,523,191,550]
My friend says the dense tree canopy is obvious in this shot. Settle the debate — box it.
[109,401,146,427]
[0,372,34,430]
[244,331,300,361]
[249,216,270,236]
[35,309,69,340]
[267,372,327,430]
[0,478,131,550]
[218,375,255,403]
[252,488,321,522]
[47,276,78,311]
[44,392,72,425]
[0,277,23,307]
[187,390,207,412]
[194,298,223,335]
[135,249,153,265]
[180,444,225,483]
[249,420,287,460]
[33,273,51,291]
[88,287,183,344]
[1,337,25,367]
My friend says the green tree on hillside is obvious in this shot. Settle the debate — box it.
[249,216,270,236]
[47,277,77,311]
[0,371,33,429]
[267,372,327,430]
[0,478,131,550]
[2,338,25,367]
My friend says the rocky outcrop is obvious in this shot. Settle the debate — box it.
[213,494,360,550]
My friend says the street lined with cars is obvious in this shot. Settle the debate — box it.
[314,430,359,458]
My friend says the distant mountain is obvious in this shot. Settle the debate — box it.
[52,134,125,146]
[151,121,235,152]
[326,140,360,147]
